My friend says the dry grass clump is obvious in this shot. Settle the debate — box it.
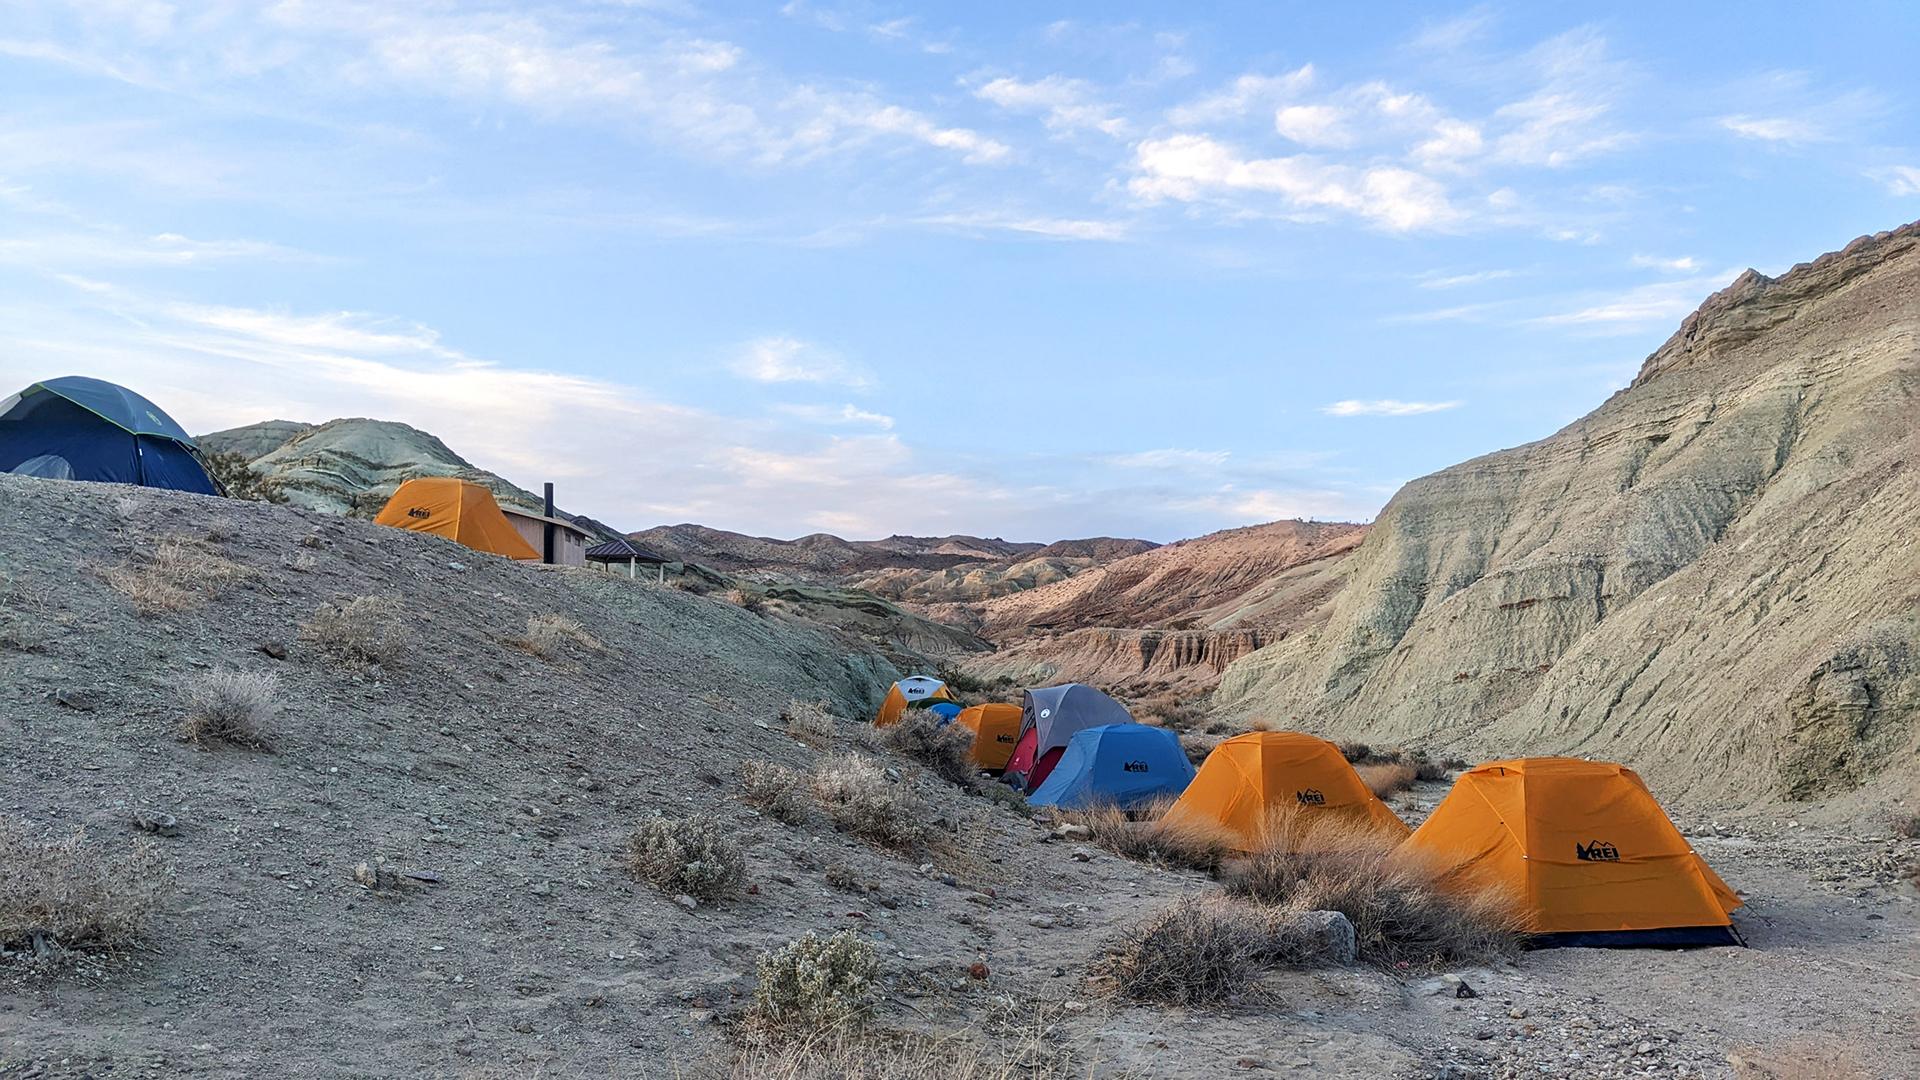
[178,669,279,749]
[102,536,249,615]
[741,761,809,825]
[625,815,747,903]
[0,820,171,964]
[1178,732,1221,767]
[1223,813,1527,968]
[728,587,767,615]
[1069,800,1232,875]
[811,753,927,850]
[299,595,407,668]
[750,931,878,1034]
[880,713,978,788]
[1889,809,1920,840]
[1356,761,1418,799]
[513,613,601,659]
[1089,895,1274,1006]
[1131,690,1207,730]
[783,699,838,748]
[726,1022,1087,1079]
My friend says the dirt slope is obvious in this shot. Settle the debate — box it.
[957,520,1366,695]
[1216,221,1920,810]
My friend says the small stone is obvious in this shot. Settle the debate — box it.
[1051,966,1067,978]
[46,688,96,712]
[130,810,180,837]
[1634,1041,1656,1056]
[968,962,989,980]
[673,894,699,913]
[259,641,289,660]
[1509,1007,1529,1019]
[1027,914,1056,929]
[1234,1059,1268,1070]
[1054,824,1092,841]
[1275,909,1357,965]
[687,1009,715,1025]
[1474,1030,1494,1041]
[1070,848,1093,862]
[530,882,552,897]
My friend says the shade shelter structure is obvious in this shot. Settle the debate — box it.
[1405,758,1742,948]
[0,375,217,494]
[373,477,540,560]
[586,536,670,581]
[1164,731,1409,851]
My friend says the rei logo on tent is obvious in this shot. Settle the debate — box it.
[1576,840,1621,862]
[1122,759,1150,773]
[406,506,432,519]
[1295,788,1325,806]
[996,733,1016,743]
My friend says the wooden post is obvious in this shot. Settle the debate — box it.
[542,482,555,565]
[627,557,636,580]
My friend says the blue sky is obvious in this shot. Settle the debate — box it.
[2,1,1916,541]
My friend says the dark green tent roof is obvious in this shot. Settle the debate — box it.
[27,376,199,446]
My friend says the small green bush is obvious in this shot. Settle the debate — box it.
[812,754,926,850]
[625,815,747,902]
[752,931,878,1031]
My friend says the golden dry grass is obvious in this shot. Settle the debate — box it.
[179,668,279,748]
[513,613,602,659]
[1066,797,1234,874]
[0,820,171,965]
[300,595,407,668]
[1356,761,1418,799]
[102,536,249,615]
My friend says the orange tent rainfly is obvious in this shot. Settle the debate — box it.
[1166,731,1409,850]
[873,676,955,727]
[1405,758,1742,948]
[374,477,540,560]
[953,703,1022,771]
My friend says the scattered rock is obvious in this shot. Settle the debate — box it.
[1027,914,1056,929]
[1274,909,1357,965]
[46,688,95,712]
[1054,824,1092,841]
[130,810,179,837]
[672,894,699,913]
[259,640,290,660]
[968,962,989,980]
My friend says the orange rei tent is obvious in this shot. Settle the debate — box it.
[1165,731,1409,850]
[873,676,955,726]
[1405,758,1742,947]
[954,703,1022,771]
[373,477,540,560]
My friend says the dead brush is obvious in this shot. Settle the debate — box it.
[1356,761,1418,799]
[1222,809,1527,968]
[1889,809,1920,840]
[747,930,878,1038]
[512,613,601,660]
[725,1018,1092,1079]
[782,699,838,748]
[1066,798,1233,875]
[728,587,767,615]
[625,815,747,903]
[0,819,172,966]
[178,668,279,749]
[740,760,809,825]
[1089,894,1277,1006]
[102,535,249,615]
[879,713,979,789]
[811,753,928,851]
[299,595,407,668]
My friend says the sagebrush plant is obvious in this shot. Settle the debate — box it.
[1089,895,1275,1006]
[727,1020,1089,1079]
[1069,798,1233,875]
[751,931,878,1032]
[1222,810,1527,968]
[299,595,407,668]
[740,760,809,825]
[1888,809,1920,840]
[880,713,978,788]
[516,613,601,659]
[782,699,838,749]
[728,587,767,614]
[102,536,249,615]
[625,815,747,902]
[1356,761,1418,799]
[179,668,279,748]
[811,753,926,850]
[0,819,171,963]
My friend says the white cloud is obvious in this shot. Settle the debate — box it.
[1531,276,1724,329]
[1631,254,1699,272]
[730,336,869,387]
[1167,66,1316,126]
[916,212,1128,241]
[1872,165,1920,196]
[1273,104,1349,147]
[774,403,895,429]
[1128,134,1458,232]
[1103,448,1232,469]
[973,75,1128,137]
[1418,268,1517,289]
[1719,115,1827,144]
[1320,399,1461,416]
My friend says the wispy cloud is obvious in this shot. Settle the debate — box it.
[915,212,1129,241]
[1719,115,1827,144]
[1630,254,1699,272]
[1321,399,1461,416]
[1530,275,1725,329]
[1102,448,1232,469]
[1128,134,1458,232]
[730,336,869,387]
[1871,165,1920,196]
[972,74,1128,137]
[773,402,895,429]
[1418,268,1519,289]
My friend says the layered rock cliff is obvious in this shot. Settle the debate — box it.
[1215,222,1920,807]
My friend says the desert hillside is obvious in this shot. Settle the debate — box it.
[1215,222,1920,809]
[957,520,1367,697]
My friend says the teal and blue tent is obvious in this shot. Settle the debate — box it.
[927,701,962,725]
[1027,723,1196,811]
[0,376,217,494]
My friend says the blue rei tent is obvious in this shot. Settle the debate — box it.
[1027,723,1196,811]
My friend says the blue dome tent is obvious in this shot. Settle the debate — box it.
[0,376,217,494]
[926,701,962,725]
[1027,723,1196,811]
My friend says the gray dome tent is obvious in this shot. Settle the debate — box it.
[1004,683,1135,792]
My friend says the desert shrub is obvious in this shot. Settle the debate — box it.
[1132,690,1207,730]
[1410,754,1450,783]
[727,1023,1084,1079]
[1892,810,1920,840]
[740,761,809,825]
[823,863,864,893]
[880,713,978,788]
[1222,813,1526,967]
[1337,741,1371,763]
[728,588,767,614]
[179,669,279,748]
[625,815,747,903]
[1356,761,1417,799]
[1070,799,1232,875]
[203,450,287,503]
[751,931,878,1032]
[1244,716,1277,732]
[515,613,601,659]
[782,699,838,748]
[935,667,992,695]
[299,595,406,668]
[1090,895,1273,1006]
[812,754,926,850]
[0,820,171,963]
[102,536,249,615]
[1178,732,1221,767]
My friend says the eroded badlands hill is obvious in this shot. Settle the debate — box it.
[1216,221,1920,809]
